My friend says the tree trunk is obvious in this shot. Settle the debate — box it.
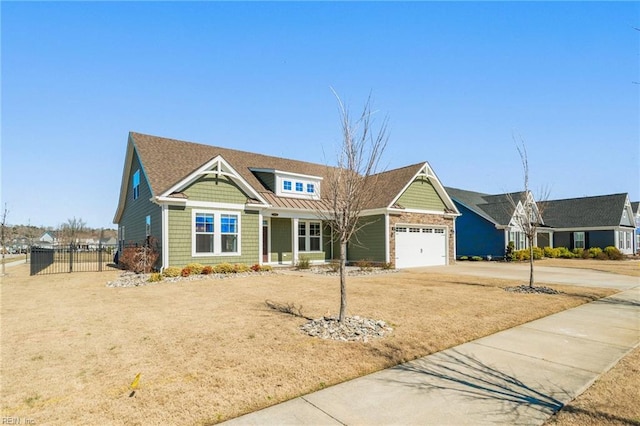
[529,244,534,288]
[339,241,347,322]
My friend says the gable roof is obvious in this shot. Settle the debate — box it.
[445,187,527,226]
[541,193,633,229]
[632,202,639,215]
[114,132,457,222]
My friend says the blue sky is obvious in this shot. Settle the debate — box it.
[2,1,638,229]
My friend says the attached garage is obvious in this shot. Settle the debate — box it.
[394,225,447,268]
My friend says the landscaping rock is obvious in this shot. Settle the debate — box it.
[300,316,393,342]
[503,285,561,294]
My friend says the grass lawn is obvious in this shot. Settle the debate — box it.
[0,261,630,425]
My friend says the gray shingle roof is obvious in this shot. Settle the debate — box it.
[444,187,526,226]
[541,193,630,228]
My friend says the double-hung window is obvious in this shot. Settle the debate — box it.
[298,221,321,252]
[132,170,140,200]
[220,214,238,253]
[195,213,215,254]
[194,211,239,255]
[574,232,585,249]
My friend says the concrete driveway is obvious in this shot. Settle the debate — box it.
[422,262,639,290]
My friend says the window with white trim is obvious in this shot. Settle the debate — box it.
[298,221,321,252]
[295,182,303,192]
[306,183,315,194]
[132,170,140,200]
[193,211,240,256]
[283,180,292,191]
[574,232,585,249]
[145,215,151,236]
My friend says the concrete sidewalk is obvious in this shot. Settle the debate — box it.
[223,287,639,425]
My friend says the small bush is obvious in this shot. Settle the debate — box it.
[185,263,204,275]
[532,247,544,260]
[604,246,623,260]
[201,265,213,275]
[381,262,394,270]
[458,256,469,261]
[162,266,181,277]
[181,267,192,277]
[543,246,559,258]
[588,247,603,258]
[557,247,575,259]
[572,248,584,258]
[296,256,311,270]
[250,264,273,272]
[471,256,483,261]
[233,263,250,273]
[119,244,160,273]
[148,272,163,283]
[328,261,340,272]
[214,263,235,274]
[355,260,374,271]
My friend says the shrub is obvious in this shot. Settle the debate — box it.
[250,264,273,272]
[162,266,181,278]
[543,246,560,258]
[355,259,374,271]
[233,263,250,273]
[185,263,204,275]
[513,250,529,261]
[181,267,192,277]
[201,265,213,275]
[588,247,603,258]
[296,256,311,270]
[148,272,163,283]
[471,256,483,261]
[119,244,160,273]
[604,246,623,260]
[532,247,544,260]
[505,241,515,262]
[328,261,340,272]
[557,247,575,259]
[572,248,584,258]
[458,256,469,261]
[214,263,235,274]
[381,262,394,270]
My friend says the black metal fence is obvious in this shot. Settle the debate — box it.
[30,244,118,276]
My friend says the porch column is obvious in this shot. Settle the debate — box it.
[258,212,264,265]
[292,218,299,265]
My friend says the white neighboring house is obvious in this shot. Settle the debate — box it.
[37,231,58,248]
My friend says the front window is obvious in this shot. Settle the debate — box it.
[298,221,321,252]
[195,213,215,254]
[574,232,585,249]
[220,214,238,253]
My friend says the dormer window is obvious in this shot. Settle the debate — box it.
[306,183,315,194]
[251,168,322,200]
[295,182,303,192]
[283,180,292,191]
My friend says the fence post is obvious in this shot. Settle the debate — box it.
[69,244,73,273]
[98,243,103,272]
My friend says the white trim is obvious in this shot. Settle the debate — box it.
[191,209,242,257]
[388,207,460,216]
[292,218,299,263]
[161,204,169,269]
[384,213,390,264]
[250,168,323,181]
[162,155,269,206]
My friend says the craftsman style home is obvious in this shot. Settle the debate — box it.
[113,132,460,270]
[445,187,550,259]
[542,193,636,255]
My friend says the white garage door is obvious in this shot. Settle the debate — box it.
[395,226,446,268]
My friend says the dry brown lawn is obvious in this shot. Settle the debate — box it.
[538,257,640,277]
[0,263,620,425]
[545,346,640,426]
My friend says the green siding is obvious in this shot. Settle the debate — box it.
[269,218,292,264]
[397,178,446,211]
[167,207,259,267]
[118,149,162,256]
[183,175,249,204]
[347,215,386,262]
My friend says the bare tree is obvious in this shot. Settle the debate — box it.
[318,92,389,322]
[1,204,9,276]
[60,217,87,246]
[506,137,550,288]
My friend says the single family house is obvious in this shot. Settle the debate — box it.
[113,132,460,270]
[632,201,640,254]
[542,193,636,255]
[445,187,550,259]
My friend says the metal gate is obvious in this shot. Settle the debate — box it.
[30,244,117,275]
